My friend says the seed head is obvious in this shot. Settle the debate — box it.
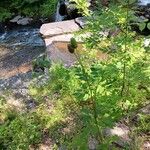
[70,37,77,49]
[68,44,75,53]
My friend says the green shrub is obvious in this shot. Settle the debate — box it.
[0,112,42,150]
[0,0,58,22]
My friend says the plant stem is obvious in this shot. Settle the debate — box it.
[121,63,126,96]
[121,0,129,97]
[74,52,103,142]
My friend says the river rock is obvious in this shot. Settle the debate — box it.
[17,17,33,25]
[10,15,23,23]
[40,18,96,66]
[44,34,74,46]
[10,15,33,25]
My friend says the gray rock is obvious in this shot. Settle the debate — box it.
[75,17,87,28]
[143,141,150,149]
[65,1,76,15]
[88,136,98,150]
[10,15,23,23]
[10,16,33,25]
[140,104,150,114]
[17,17,33,25]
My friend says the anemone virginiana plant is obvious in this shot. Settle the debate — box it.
[64,0,150,148]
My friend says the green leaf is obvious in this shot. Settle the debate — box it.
[147,23,150,30]
[139,22,146,31]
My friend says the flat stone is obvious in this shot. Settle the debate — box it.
[44,33,85,66]
[44,34,74,46]
[46,41,77,67]
[40,19,80,37]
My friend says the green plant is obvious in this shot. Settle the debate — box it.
[32,56,51,78]
[70,0,91,16]
[66,0,149,148]
[33,56,51,69]
[0,111,43,150]
[0,0,58,22]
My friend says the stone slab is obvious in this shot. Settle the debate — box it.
[46,42,77,67]
[44,34,74,46]
[40,19,80,37]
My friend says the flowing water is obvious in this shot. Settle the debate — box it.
[0,28,44,49]
[55,1,65,22]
